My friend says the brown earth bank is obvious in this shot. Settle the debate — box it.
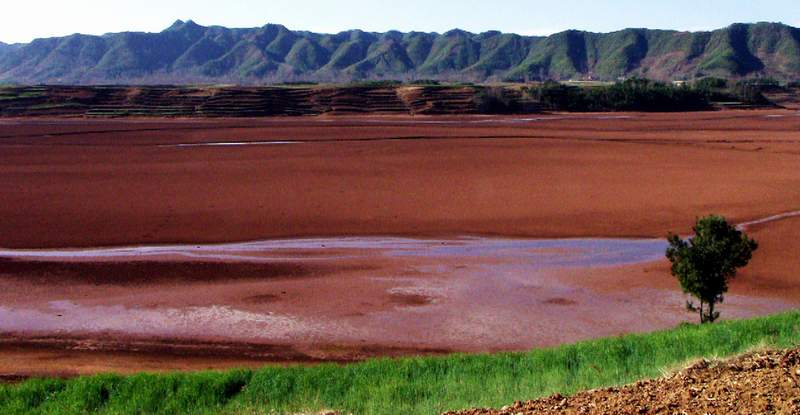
[443,348,800,415]
[0,337,452,381]
[0,85,528,117]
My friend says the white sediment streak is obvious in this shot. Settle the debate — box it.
[0,236,667,270]
[0,211,796,265]
[0,301,330,341]
[737,210,800,230]
[160,140,301,147]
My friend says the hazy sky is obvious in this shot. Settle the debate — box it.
[2,0,799,44]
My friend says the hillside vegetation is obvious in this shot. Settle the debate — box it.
[1,78,784,117]
[1,311,799,415]
[0,21,799,84]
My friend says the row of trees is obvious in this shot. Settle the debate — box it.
[529,79,713,112]
[474,78,718,113]
[692,77,776,105]
[473,79,713,114]
[474,76,786,114]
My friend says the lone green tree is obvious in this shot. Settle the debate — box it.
[666,215,758,324]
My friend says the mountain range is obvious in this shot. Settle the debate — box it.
[0,20,798,84]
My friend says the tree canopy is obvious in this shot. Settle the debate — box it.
[666,215,758,323]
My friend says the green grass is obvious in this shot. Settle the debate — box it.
[27,103,88,110]
[2,311,799,415]
[0,89,46,100]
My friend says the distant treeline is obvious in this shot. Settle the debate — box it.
[691,77,781,106]
[474,77,784,113]
[531,79,711,112]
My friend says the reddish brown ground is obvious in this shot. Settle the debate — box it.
[1,111,799,248]
[0,111,799,377]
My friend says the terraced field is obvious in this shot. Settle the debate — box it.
[0,85,533,117]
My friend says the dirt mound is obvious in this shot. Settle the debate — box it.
[445,348,800,415]
[763,87,800,110]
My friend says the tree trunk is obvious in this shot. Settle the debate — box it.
[699,300,705,324]
[708,301,716,323]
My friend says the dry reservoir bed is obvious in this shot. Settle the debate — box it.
[0,111,799,376]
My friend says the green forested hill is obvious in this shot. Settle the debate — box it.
[0,20,798,84]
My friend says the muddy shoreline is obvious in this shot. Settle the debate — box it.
[2,221,798,377]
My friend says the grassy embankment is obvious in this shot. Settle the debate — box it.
[2,311,799,414]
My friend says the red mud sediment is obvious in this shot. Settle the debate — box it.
[0,238,682,352]
[1,230,798,377]
[0,111,799,376]
[1,111,799,248]
[0,336,453,380]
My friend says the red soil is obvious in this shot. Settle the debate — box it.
[0,111,799,377]
[1,111,799,248]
